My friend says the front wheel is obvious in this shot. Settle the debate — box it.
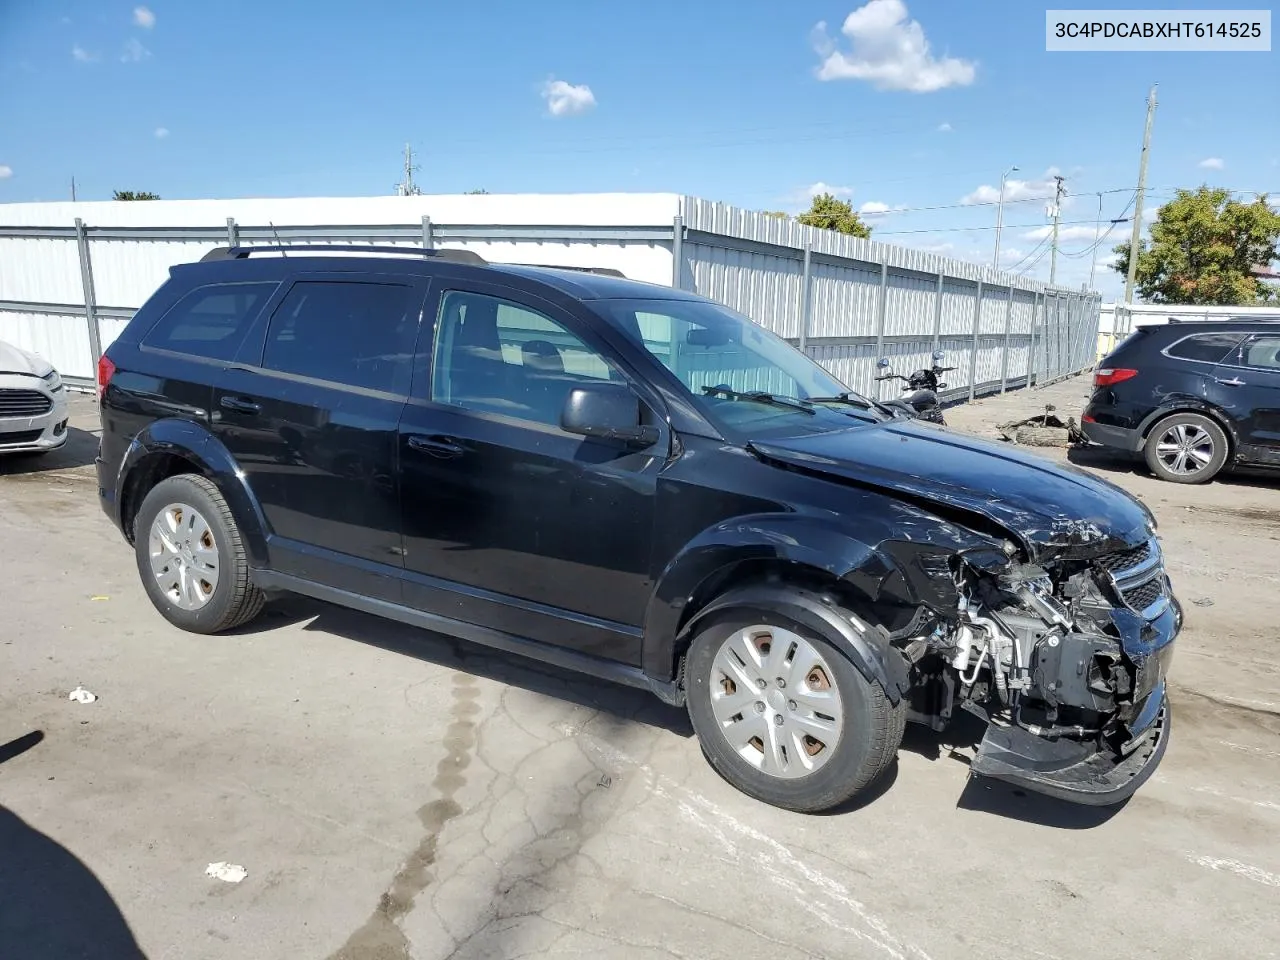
[685,612,905,813]
[1143,412,1228,483]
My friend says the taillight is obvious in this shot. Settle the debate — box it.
[1094,367,1138,387]
[97,354,116,400]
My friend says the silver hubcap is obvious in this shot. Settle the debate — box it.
[709,626,843,779]
[1156,423,1214,476]
[148,502,219,610]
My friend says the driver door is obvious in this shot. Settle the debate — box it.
[397,281,668,665]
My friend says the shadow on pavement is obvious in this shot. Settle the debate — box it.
[0,426,100,476]
[955,776,1127,829]
[246,596,695,738]
[1068,443,1279,489]
[0,732,147,958]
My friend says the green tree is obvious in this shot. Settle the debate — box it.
[761,210,789,219]
[796,193,872,239]
[1112,186,1280,304]
[112,190,161,200]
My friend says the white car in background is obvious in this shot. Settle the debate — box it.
[0,340,70,455]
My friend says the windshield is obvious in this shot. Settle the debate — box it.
[597,298,888,437]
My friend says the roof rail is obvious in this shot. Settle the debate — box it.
[521,263,628,279]
[199,244,487,265]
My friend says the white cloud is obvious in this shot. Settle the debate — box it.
[812,0,976,93]
[0,165,12,179]
[540,79,596,117]
[133,6,156,28]
[72,44,98,62]
[937,122,952,132]
[1022,225,1105,244]
[859,200,905,217]
[1198,156,1225,170]
[154,126,169,139]
[961,167,1061,205]
[121,38,150,62]
[807,181,853,198]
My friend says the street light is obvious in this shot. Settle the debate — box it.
[992,165,1019,270]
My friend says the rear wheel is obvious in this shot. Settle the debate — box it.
[134,474,265,633]
[1143,412,1228,483]
[685,612,904,813]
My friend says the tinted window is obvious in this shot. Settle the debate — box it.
[262,281,420,393]
[1166,332,1247,363]
[432,291,615,427]
[143,282,276,360]
[1242,335,1280,371]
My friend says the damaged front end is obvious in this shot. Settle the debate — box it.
[901,537,1180,806]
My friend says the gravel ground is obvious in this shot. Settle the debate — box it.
[1,386,1278,960]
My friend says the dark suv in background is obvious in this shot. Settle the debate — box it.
[1083,319,1280,483]
[96,245,1180,813]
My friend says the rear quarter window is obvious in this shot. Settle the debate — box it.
[1164,332,1247,364]
[141,282,278,361]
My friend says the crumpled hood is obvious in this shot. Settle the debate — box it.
[749,419,1153,559]
[0,340,53,377]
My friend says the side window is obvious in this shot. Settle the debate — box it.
[262,281,420,394]
[431,290,616,427]
[142,282,277,361]
[1242,335,1280,371]
[1166,332,1246,364]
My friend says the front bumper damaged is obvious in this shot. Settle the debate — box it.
[971,594,1180,806]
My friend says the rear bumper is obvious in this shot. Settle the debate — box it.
[971,690,1170,805]
[1081,418,1143,452]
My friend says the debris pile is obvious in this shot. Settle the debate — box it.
[997,405,1089,447]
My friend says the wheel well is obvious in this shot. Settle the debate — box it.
[1141,407,1236,459]
[119,452,207,542]
[668,558,893,683]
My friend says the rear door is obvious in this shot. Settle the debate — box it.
[212,272,428,599]
[1230,332,1280,464]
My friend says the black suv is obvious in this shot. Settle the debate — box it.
[1083,319,1280,483]
[97,246,1180,812]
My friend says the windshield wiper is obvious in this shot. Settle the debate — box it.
[701,385,816,415]
[807,393,896,418]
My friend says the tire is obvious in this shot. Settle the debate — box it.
[685,610,905,813]
[133,473,265,633]
[1143,412,1228,484]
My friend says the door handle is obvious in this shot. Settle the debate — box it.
[220,396,261,414]
[1215,377,1246,387]
[407,434,464,458]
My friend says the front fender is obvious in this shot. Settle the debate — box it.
[116,418,270,566]
[678,583,911,705]
[641,513,903,682]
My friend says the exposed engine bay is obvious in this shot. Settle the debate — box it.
[897,537,1178,803]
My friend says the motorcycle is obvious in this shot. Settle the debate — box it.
[874,351,955,425]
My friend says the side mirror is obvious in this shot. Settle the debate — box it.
[932,350,946,361]
[561,383,659,448]
[876,357,891,369]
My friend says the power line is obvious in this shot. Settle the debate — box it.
[874,217,1116,237]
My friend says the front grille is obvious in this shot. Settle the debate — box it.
[1122,577,1165,613]
[1095,541,1151,573]
[0,388,52,417]
[0,428,44,446]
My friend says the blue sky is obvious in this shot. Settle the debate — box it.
[1,0,1276,296]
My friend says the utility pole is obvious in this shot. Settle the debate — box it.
[70,176,77,201]
[395,142,421,196]
[1123,84,1158,309]
[992,164,1019,269]
[1088,191,1103,290]
[1048,175,1066,285]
